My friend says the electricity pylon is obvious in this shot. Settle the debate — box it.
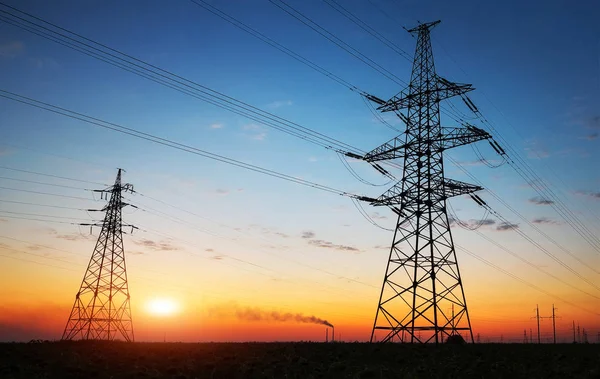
[357,21,491,344]
[62,169,136,341]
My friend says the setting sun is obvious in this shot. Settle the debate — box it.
[146,298,179,316]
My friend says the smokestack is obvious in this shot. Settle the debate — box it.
[332,325,335,342]
[326,328,328,343]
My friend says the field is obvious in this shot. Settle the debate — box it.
[0,341,599,378]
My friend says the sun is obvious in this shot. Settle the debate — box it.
[146,298,179,316]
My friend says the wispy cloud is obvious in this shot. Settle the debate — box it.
[308,239,360,252]
[133,239,179,251]
[455,159,503,167]
[209,123,224,129]
[529,196,554,205]
[0,146,14,156]
[574,190,600,200]
[55,233,91,242]
[496,222,519,231]
[449,218,496,228]
[301,231,315,239]
[308,156,318,162]
[242,124,267,141]
[370,212,387,220]
[267,100,293,109]
[210,255,224,260]
[0,41,24,59]
[532,217,560,225]
[29,57,59,70]
[301,230,359,252]
[524,140,550,159]
[584,132,598,140]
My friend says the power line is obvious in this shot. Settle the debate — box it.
[449,156,600,277]
[187,0,362,93]
[321,0,413,62]
[0,165,108,186]
[0,199,88,210]
[0,210,92,222]
[268,0,406,86]
[0,3,362,156]
[0,175,92,191]
[456,244,600,316]
[0,185,95,201]
[0,89,365,199]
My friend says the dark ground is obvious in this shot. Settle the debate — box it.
[0,341,599,378]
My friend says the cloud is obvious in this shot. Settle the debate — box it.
[0,218,7,223]
[273,232,289,239]
[205,248,214,252]
[455,159,502,167]
[524,140,550,159]
[587,116,600,129]
[267,100,293,109]
[308,156,318,162]
[473,219,496,226]
[209,123,224,129]
[496,222,519,231]
[0,41,24,58]
[370,212,387,220]
[129,251,145,255]
[133,239,179,251]
[529,196,554,205]
[54,233,91,242]
[301,231,315,239]
[449,217,495,228]
[584,132,598,141]
[0,146,13,156]
[575,190,600,200]
[210,255,224,260]
[215,188,229,195]
[532,217,560,225]
[29,57,59,70]
[241,123,267,141]
[308,239,359,252]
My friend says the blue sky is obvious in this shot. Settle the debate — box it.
[0,0,599,341]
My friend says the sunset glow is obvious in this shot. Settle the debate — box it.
[146,298,179,317]
[0,0,598,346]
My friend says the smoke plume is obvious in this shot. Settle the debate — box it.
[210,304,333,327]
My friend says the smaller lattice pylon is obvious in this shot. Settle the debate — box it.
[62,169,136,341]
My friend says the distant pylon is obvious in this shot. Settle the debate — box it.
[357,20,492,344]
[62,169,136,341]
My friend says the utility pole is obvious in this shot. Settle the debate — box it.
[573,321,576,343]
[357,20,493,344]
[523,329,528,344]
[531,304,541,344]
[550,304,559,344]
[476,333,480,343]
[529,328,533,344]
[62,169,136,341]
[577,323,581,343]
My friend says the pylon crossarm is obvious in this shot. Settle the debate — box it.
[439,125,491,150]
[378,81,474,112]
[441,179,483,198]
[363,137,408,162]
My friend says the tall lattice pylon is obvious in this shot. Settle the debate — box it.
[360,21,492,344]
[62,169,136,341]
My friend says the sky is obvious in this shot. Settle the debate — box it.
[0,0,599,343]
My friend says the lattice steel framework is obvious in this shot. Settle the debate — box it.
[363,21,491,344]
[62,169,135,341]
